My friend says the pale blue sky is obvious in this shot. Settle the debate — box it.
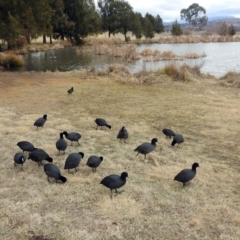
[95,0,240,22]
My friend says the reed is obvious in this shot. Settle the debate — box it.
[0,53,24,68]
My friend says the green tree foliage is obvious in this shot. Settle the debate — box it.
[98,0,133,40]
[131,12,143,39]
[171,20,183,36]
[143,15,154,39]
[154,14,164,33]
[180,3,208,29]
[228,24,236,36]
[64,0,101,44]
[49,0,74,41]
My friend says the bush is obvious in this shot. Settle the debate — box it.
[171,20,183,36]
[0,53,24,68]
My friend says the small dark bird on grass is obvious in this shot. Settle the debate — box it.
[174,162,199,187]
[14,153,26,170]
[162,128,175,138]
[68,87,74,94]
[86,155,103,172]
[64,152,84,173]
[17,141,36,153]
[100,172,128,198]
[95,118,111,130]
[33,114,47,129]
[44,163,67,183]
[56,132,67,155]
[62,131,81,145]
[171,134,184,147]
[134,138,158,159]
[28,148,53,166]
[117,126,128,142]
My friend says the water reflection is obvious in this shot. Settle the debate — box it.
[20,42,240,77]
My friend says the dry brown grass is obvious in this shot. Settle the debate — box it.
[0,53,24,68]
[0,71,239,239]
[219,71,240,88]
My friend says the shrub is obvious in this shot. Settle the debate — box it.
[0,53,24,68]
[171,20,183,36]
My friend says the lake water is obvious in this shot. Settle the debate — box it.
[21,42,240,78]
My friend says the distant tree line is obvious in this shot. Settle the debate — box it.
[0,0,164,49]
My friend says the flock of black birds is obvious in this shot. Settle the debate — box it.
[13,87,199,198]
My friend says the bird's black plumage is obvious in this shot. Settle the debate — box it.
[14,153,26,170]
[134,138,158,159]
[100,172,128,198]
[68,87,74,94]
[17,141,36,153]
[174,162,199,187]
[56,132,67,154]
[117,126,128,142]
[162,128,175,138]
[64,152,84,173]
[86,155,103,172]
[28,148,53,166]
[171,134,184,147]
[62,131,81,145]
[95,118,111,130]
[33,114,47,129]
[44,163,67,183]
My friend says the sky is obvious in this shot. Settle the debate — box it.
[95,0,240,22]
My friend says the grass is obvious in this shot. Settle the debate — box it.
[0,70,239,239]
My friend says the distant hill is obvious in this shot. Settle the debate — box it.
[163,16,240,31]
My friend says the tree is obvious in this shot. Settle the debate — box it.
[131,12,142,39]
[180,3,208,29]
[228,24,236,36]
[143,16,154,39]
[64,0,101,44]
[0,0,25,49]
[154,15,164,33]
[171,20,182,36]
[218,22,228,36]
[49,0,74,41]
[98,0,133,40]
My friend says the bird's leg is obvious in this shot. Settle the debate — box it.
[94,168,96,172]
[96,126,98,130]
[21,164,24,171]
[92,168,94,172]
[78,141,80,145]
[47,176,50,183]
[144,154,146,159]
[135,152,139,157]
[68,169,70,173]
[115,189,118,195]
[110,189,113,199]
[71,141,73,146]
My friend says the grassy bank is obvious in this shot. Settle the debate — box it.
[0,70,239,239]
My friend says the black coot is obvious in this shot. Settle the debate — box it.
[117,126,128,142]
[86,155,103,172]
[68,87,74,94]
[134,138,158,159]
[14,153,26,170]
[100,172,128,198]
[33,114,47,129]
[174,162,199,187]
[171,134,184,147]
[162,128,175,138]
[28,148,53,166]
[64,152,84,173]
[62,131,81,145]
[44,163,67,183]
[56,132,67,154]
[17,141,36,153]
[95,118,111,130]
